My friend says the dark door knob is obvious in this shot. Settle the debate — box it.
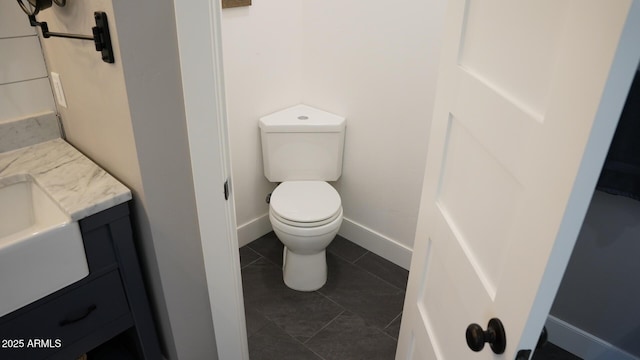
[465,318,506,354]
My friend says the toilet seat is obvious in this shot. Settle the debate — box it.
[270,181,341,228]
[271,208,342,228]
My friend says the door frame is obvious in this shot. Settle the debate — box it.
[173,1,249,359]
[171,0,640,359]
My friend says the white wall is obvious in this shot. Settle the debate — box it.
[36,1,218,359]
[111,1,219,358]
[221,0,447,263]
[0,2,55,122]
[302,0,446,265]
[220,0,304,245]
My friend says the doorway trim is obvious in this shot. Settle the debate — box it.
[173,1,249,359]
[171,0,640,359]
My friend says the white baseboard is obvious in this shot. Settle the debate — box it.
[546,315,639,360]
[338,217,412,270]
[236,214,413,270]
[236,214,272,247]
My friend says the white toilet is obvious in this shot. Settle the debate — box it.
[259,104,346,291]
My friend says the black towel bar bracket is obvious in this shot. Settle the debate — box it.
[27,11,115,64]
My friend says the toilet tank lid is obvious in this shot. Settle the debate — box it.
[259,104,345,133]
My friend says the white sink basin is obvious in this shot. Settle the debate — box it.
[0,175,89,317]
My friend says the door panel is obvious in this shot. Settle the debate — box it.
[459,0,570,114]
[437,116,524,295]
[397,0,638,359]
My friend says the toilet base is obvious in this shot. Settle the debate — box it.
[282,247,327,291]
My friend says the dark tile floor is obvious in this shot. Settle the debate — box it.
[533,343,583,360]
[241,233,406,360]
[240,232,582,360]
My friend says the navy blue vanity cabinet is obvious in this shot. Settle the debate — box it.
[0,203,162,360]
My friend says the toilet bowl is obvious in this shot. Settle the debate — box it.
[268,181,343,291]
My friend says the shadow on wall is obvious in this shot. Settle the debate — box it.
[550,191,640,358]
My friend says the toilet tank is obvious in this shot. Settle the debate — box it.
[259,104,346,182]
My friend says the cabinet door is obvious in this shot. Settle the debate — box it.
[0,271,132,360]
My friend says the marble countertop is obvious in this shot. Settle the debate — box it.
[0,138,131,221]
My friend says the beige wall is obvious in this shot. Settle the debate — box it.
[37,1,217,359]
[37,1,141,191]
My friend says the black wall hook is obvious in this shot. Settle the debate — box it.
[28,11,114,63]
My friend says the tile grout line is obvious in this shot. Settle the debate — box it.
[261,316,329,360]
[357,269,406,293]
[239,245,263,268]
[242,245,262,257]
[351,258,408,293]
[306,347,328,360]
[302,309,346,345]
[241,255,264,269]
[332,242,408,292]
[377,325,400,342]
[315,288,343,309]
[246,245,283,268]
[383,311,403,330]
[303,342,329,360]
[350,250,370,264]
[298,311,345,360]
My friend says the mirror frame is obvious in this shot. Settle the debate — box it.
[17,0,52,16]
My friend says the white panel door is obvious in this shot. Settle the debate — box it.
[397,1,640,359]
